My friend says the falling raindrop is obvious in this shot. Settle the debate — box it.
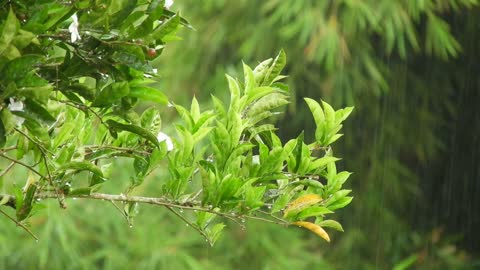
[179,209,184,213]
[241,219,246,223]
[185,223,189,227]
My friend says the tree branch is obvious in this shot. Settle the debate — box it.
[0,207,38,241]
[34,192,289,225]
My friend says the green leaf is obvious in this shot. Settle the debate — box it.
[317,219,344,232]
[262,49,286,86]
[0,8,18,57]
[393,255,418,270]
[106,119,160,147]
[149,13,180,41]
[93,82,130,107]
[12,29,39,49]
[309,156,339,171]
[24,98,55,124]
[140,107,162,134]
[16,184,37,221]
[271,193,291,213]
[129,86,168,104]
[58,161,104,177]
[2,55,44,81]
[23,118,50,144]
[67,83,96,101]
[207,223,226,246]
[297,206,333,220]
[246,93,288,117]
[293,132,304,173]
[328,196,353,211]
[134,156,149,177]
[243,62,256,95]
[245,185,266,210]
[0,117,6,147]
[253,58,273,84]
[226,75,241,109]
[321,100,335,124]
[190,96,200,122]
[196,211,217,229]
[304,98,325,125]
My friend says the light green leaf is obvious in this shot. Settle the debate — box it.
[0,8,18,56]
[129,86,168,104]
[317,219,344,232]
[262,49,286,86]
[243,62,256,95]
[58,161,104,177]
[304,98,325,125]
[297,206,334,219]
[93,82,130,107]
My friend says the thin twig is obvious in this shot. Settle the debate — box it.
[85,145,151,156]
[109,200,131,226]
[257,209,289,225]
[14,128,53,156]
[13,128,65,208]
[0,145,17,153]
[165,206,212,245]
[0,162,15,177]
[0,153,44,178]
[0,208,38,241]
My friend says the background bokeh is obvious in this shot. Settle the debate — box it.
[2,1,480,269]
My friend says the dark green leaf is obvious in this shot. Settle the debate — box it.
[93,82,130,107]
[0,117,6,147]
[106,119,160,147]
[58,161,104,177]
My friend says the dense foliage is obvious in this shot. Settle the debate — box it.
[0,0,355,250]
[157,0,480,269]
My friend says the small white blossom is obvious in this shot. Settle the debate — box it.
[252,155,260,165]
[7,98,25,126]
[165,0,174,9]
[157,132,174,151]
[68,13,81,43]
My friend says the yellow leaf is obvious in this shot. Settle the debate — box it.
[283,194,322,218]
[293,221,330,242]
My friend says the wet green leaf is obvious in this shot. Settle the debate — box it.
[129,86,168,104]
[106,119,160,147]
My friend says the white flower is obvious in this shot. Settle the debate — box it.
[7,98,25,126]
[165,0,174,9]
[252,155,260,165]
[68,13,81,43]
[157,132,174,151]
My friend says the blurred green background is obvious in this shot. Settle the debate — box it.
[2,1,480,269]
